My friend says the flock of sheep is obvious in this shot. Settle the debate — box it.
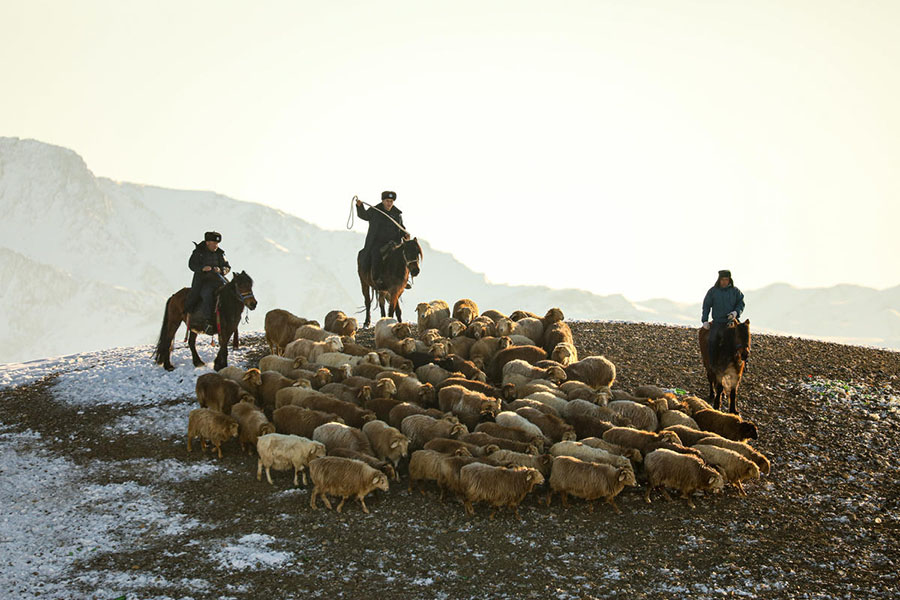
[185,299,769,517]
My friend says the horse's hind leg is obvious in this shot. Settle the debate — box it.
[188,331,205,367]
[361,282,372,328]
[713,383,724,411]
[729,387,738,414]
[214,332,229,371]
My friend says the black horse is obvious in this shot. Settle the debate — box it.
[699,319,751,413]
[358,238,422,328]
[154,271,257,371]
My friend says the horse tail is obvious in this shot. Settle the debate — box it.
[153,295,175,364]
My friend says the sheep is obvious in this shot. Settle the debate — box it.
[549,342,578,367]
[542,320,574,354]
[547,456,637,513]
[362,420,409,467]
[693,409,759,441]
[329,447,398,481]
[296,323,331,342]
[438,318,467,339]
[272,406,345,438]
[662,425,719,446]
[264,308,317,355]
[436,354,487,382]
[408,449,449,493]
[418,327,444,345]
[424,438,496,457]
[507,317,543,345]
[186,408,239,458]
[374,318,416,355]
[562,398,611,420]
[480,309,508,323]
[195,373,254,414]
[365,397,402,422]
[459,432,539,455]
[695,436,771,476]
[324,310,358,338]
[459,463,545,518]
[256,433,326,486]
[481,418,545,451]
[284,335,344,362]
[509,310,539,321]
[446,335,477,359]
[490,345,549,381]
[396,377,437,407]
[517,381,565,399]
[415,363,459,387]
[567,414,617,439]
[693,444,761,494]
[258,371,305,416]
[659,409,700,430]
[464,317,497,340]
[416,300,451,332]
[504,398,560,417]
[231,401,276,454]
[312,422,374,455]
[449,298,477,324]
[437,454,487,500]
[564,356,616,390]
[319,382,372,406]
[292,367,334,389]
[549,440,636,473]
[515,407,576,443]
[643,448,726,508]
[354,361,399,379]
[217,366,263,400]
[602,427,682,456]
[401,414,468,449]
[579,436,643,465]
[682,395,714,415]
[317,351,380,369]
[632,385,672,400]
[438,385,502,430]
[340,337,375,357]
[502,359,566,388]
[486,449,553,477]
[606,400,659,432]
[275,388,375,427]
[388,402,429,429]
[436,377,516,401]
[258,354,308,380]
[469,336,513,370]
[308,456,390,514]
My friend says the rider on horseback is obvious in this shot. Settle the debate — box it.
[701,269,745,356]
[356,191,411,290]
[186,231,231,335]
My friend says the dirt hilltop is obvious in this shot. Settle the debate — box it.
[1,321,898,599]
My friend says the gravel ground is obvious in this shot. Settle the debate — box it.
[2,322,899,599]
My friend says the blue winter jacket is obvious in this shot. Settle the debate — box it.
[702,283,745,324]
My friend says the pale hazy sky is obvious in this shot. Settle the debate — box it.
[2,1,898,302]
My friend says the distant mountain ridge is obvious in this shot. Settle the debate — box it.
[1,136,897,363]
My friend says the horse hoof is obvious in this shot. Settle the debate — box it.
[193,361,205,368]
[164,364,175,372]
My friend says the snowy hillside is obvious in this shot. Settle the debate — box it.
[1,137,898,364]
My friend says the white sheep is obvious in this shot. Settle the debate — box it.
[255,433,326,486]
[312,422,374,455]
[284,335,343,361]
[495,411,547,444]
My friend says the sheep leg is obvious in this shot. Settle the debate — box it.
[545,490,553,507]
[265,466,274,485]
[680,492,697,509]
[606,497,622,514]
[560,492,569,507]
[320,494,334,510]
[358,495,370,514]
[300,468,308,486]
[336,496,347,513]
[187,436,193,453]
[310,488,318,509]
[644,486,654,504]
[293,467,299,487]
[587,500,595,514]
[256,459,263,481]
[464,500,475,516]
[214,441,223,459]
[661,488,674,502]
[736,481,747,496]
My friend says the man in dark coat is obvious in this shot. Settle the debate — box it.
[356,191,410,289]
[701,269,745,357]
[186,231,231,333]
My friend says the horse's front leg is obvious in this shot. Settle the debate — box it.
[377,292,387,319]
[713,382,724,411]
[728,387,738,414]
[214,330,229,371]
[361,282,372,328]
[188,331,205,367]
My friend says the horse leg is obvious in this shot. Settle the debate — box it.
[188,331,205,367]
[377,291,386,320]
[729,386,738,414]
[214,330,229,371]
[713,382,724,411]
[361,281,372,328]
[232,327,239,350]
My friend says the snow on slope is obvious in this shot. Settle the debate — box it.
[1,136,898,364]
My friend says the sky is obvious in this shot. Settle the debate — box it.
[1,0,898,302]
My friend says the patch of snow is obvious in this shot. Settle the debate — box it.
[215,534,293,571]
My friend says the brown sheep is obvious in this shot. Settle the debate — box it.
[416,300,451,332]
[284,336,343,362]
[264,308,317,355]
[547,455,637,513]
[469,336,513,371]
[365,397,403,422]
[693,409,759,441]
[464,317,496,340]
[395,377,437,407]
[293,367,333,389]
[662,425,720,446]
[400,414,468,449]
[328,448,398,482]
[186,408,239,458]
[474,421,544,451]
[339,337,373,357]
[437,454,486,500]
[542,320,574,354]
[415,363,460,387]
[258,371,306,417]
[308,456,390,513]
[258,355,308,380]
[362,420,410,467]
[424,438,495,457]
[272,406,345,438]
[514,406,576,443]
[549,342,578,367]
[446,335,477,359]
[509,310,539,321]
[489,345,548,383]
[458,432,539,455]
[558,380,603,403]
[504,399,560,416]
[695,436,771,476]
[480,309,508,323]
[452,298,479,325]
[324,310,358,338]
[502,359,566,388]
[567,414,617,440]
[643,448,726,509]
[459,463,545,518]
[579,437,644,465]
[436,354,487,383]
[319,382,372,406]
[563,356,617,390]
[312,422,374,455]
[217,366,263,401]
[374,318,416,355]
[682,395,714,415]
[659,409,700,430]
[438,385,502,430]
[388,402,429,429]
[436,377,516,401]
[693,444,761,494]
[196,373,254,414]
[606,400,659,432]
[602,427,682,456]
[376,349,415,372]
[231,401,276,454]
[275,388,375,428]
[486,449,553,477]
[408,449,449,493]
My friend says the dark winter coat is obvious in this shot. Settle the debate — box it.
[702,281,745,324]
[189,243,230,289]
[357,202,405,252]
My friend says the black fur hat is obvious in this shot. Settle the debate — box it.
[718,269,731,278]
[382,191,396,201]
[204,231,222,243]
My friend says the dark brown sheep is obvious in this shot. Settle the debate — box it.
[693,409,759,441]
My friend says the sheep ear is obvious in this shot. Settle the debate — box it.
[708,476,717,485]
[618,470,627,482]
[390,441,399,449]
[372,476,380,484]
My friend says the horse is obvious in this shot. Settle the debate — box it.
[698,319,751,414]
[357,238,422,328]
[153,271,257,371]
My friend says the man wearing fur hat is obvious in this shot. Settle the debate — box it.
[186,231,231,334]
[701,269,745,356]
[356,191,410,289]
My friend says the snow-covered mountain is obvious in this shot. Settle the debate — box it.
[1,137,898,364]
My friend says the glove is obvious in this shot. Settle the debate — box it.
[702,322,711,330]
[727,311,738,321]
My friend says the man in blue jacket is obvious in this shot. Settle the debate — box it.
[702,269,745,356]
[186,231,231,334]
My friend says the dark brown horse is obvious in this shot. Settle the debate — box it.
[154,271,257,371]
[699,319,751,413]
[358,238,422,328]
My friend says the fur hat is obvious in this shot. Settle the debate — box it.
[204,231,222,243]
[381,191,396,201]
[718,269,731,279]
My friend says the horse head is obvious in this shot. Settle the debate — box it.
[734,319,750,362]
[231,270,258,310]
[402,237,423,277]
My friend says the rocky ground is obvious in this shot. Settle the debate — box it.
[2,322,899,599]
